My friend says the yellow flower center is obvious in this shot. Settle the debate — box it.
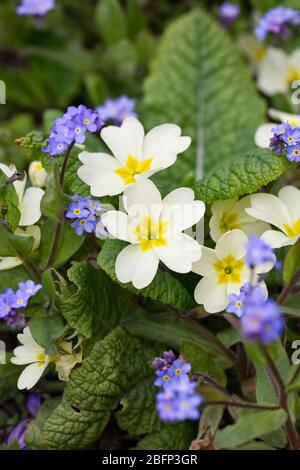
[285,68,300,86]
[134,215,168,252]
[213,254,245,285]
[36,353,46,366]
[236,301,242,308]
[219,212,240,233]
[33,162,43,171]
[175,369,182,375]
[288,119,300,126]
[74,209,81,215]
[163,375,170,382]
[115,155,153,185]
[83,119,90,124]
[284,218,300,238]
[255,45,266,61]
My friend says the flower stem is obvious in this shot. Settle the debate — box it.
[181,316,237,365]
[60,143,74,189]
[23,258,42,283]
[203,400,280,411]
[277,269,300,306]
[262,346,300,450]
[45,143,73,270]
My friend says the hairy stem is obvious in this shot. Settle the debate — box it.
[45,144,73,269]
[277,269,300,306]
[23,258,42,283]
[203,400,280,411]
[60,143,74,189]
[195,372,231,397]
[181,316,237,365]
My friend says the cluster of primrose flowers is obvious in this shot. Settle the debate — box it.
[2,95,300,407]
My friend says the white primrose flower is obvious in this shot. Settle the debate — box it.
[0,163,44,226]
[11,327,51,390]
[0,225,41,271]
[257,47,300,96]
[0,163,44,271]
[102,178,205,289]
[28,160,48,188]
[238,33,267,72]
[209,196,270,242]
[77,117,191,197]
[192,229,274,314]
[246,186,300,248]
[255,108,300,148]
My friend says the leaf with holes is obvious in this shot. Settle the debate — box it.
[57,261,133,338]
[33,327,160,449]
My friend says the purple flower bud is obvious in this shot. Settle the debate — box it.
[16,0,55,16]
[6,419,31,450]
[97,96,137,125]
[27,392,42,417]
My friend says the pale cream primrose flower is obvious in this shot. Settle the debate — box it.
[246,186,300,248]
[238,33,267,73]
[102,178,205,289]
[28,160,47,188]
[11,327,51,390]
[192,229,274,314]
[255,108,300,148]
[77,117,191,197]
[0,163,44,270]
[209,195,270,242]
[11,329,83,390]
[257,47,300,97]
[55,340,82,382]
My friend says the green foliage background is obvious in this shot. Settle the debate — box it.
[0,0,299,452]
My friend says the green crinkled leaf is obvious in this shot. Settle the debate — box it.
[144,8,266,192]
[116,379,161,436]
[134,422,195,450]
[98,239,195,311]
[58,262,133,338]
[194,149,290,204]
[214,409,287,449]
[0,170,20,231]
[39,327,159,449]
[16,130,48,152]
